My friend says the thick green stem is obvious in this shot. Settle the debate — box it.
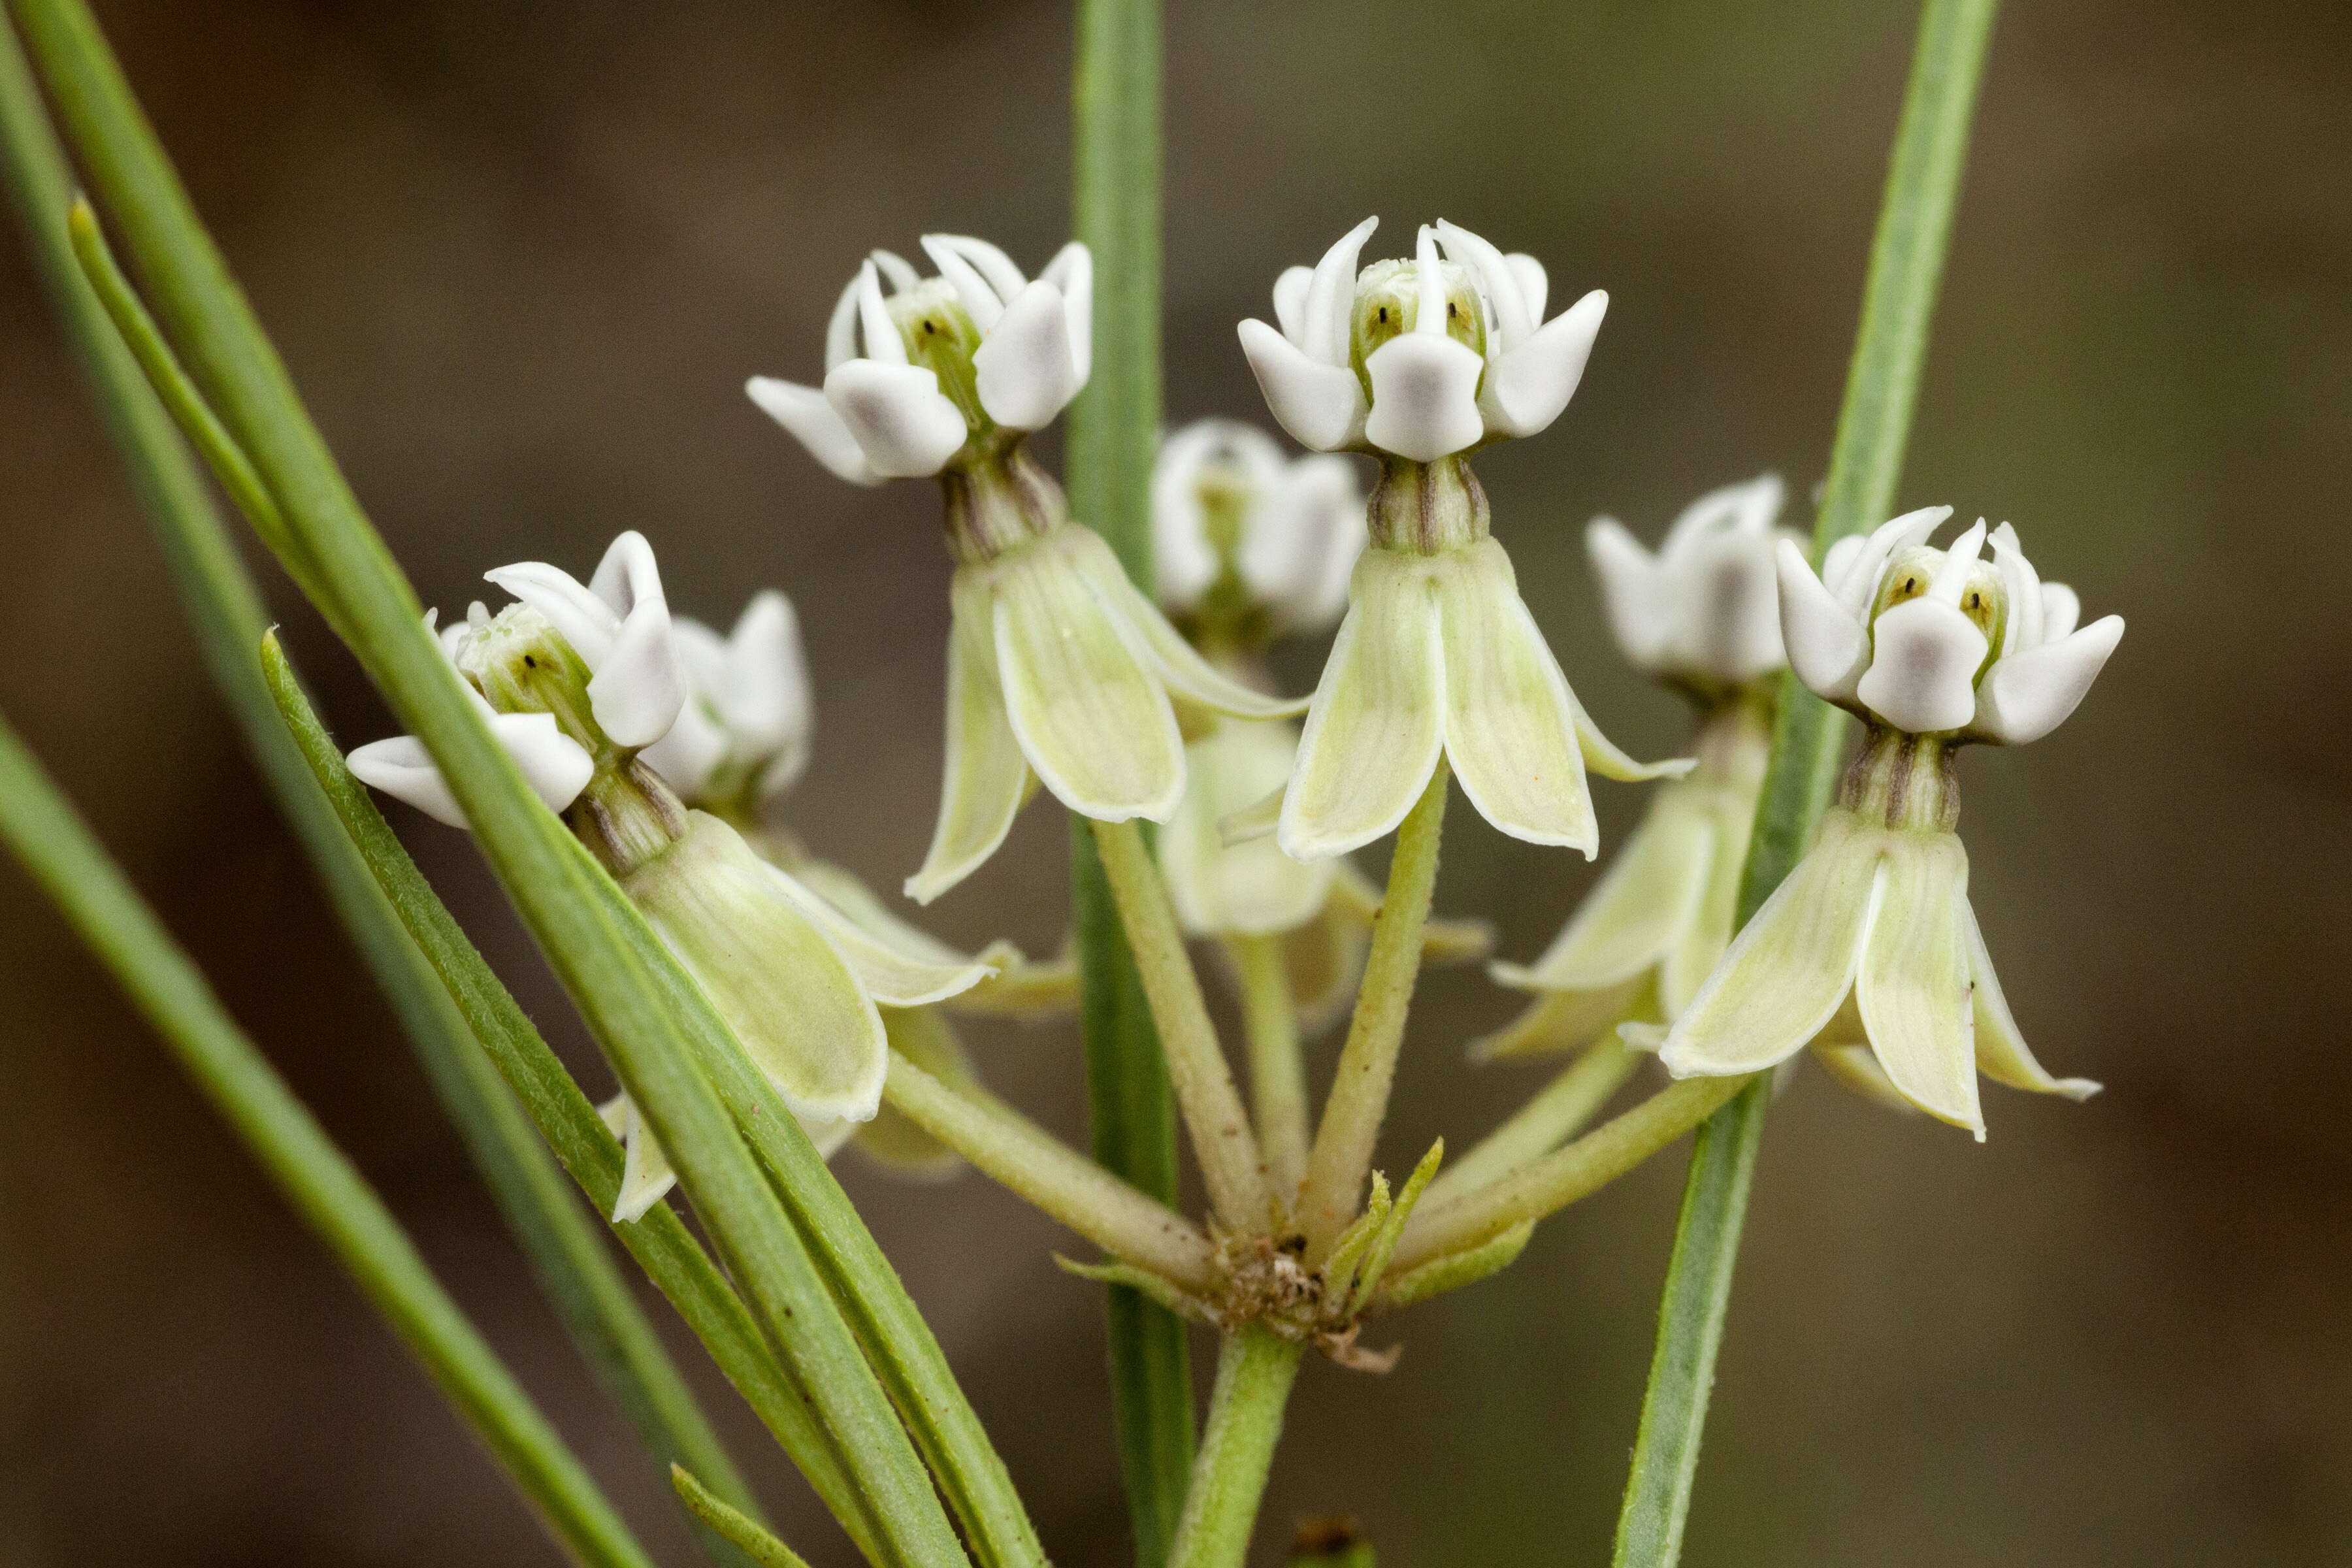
[0,716,655,1568]
[1612,2,2001,1562]
[1090,817,1270,1230]
[1068,0,1194,1555]
[1422,1037,1640,1212]
[1294,762,1448,1261]
[1226,933,1311,1207]
[0,23,759,1562]
[881,1049,1217,1290]
[1166,1328,1307,1568]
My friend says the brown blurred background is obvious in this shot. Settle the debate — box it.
[2,1,2347,1563]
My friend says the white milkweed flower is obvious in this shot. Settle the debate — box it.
[1482,476,1792,1059]
[639,591,813,809]
[342,535,994,1220]
[1237,217,1608,464]
[1656,515,2123,1137]
[747,237,1091,485]
[1230,223,1684,863]
[1150,419,1365,642]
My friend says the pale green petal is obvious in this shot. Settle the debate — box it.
[853,1009,977,1181]
[945,940,1081,1019]
[1470,975,1648,1061]
[1810,1041,1922,1116]
[1217,784,1284,846]
[1429,540,1595,851]
[1962,897,2101,1102]
[597,1093,678,1224]
[1659,787,1755,1016]
[1495,780,1714,993]
[1855,832,1984,1137]
[1279,547,1445,860]
[767,865,996,1007]
[792,856,975,966]
[1658,810,1886,1078]
[1162,719,1335,936]
[1066,527,1309,719]
[992,540,1186,823]
[909,573,1034,904]
[628,812,889,1122]
[1566,680,1697,783]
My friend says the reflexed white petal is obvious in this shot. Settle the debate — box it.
[1432,540,1596,852]
[823,359,970,479]
[1064,525,1310,719]
[745,376,883,486]
[1238,318,1367,451]
[1658,811,1886,1078]
[629,813,888,1123]
[1854,833,1982,1135]
[483,561,618,666]
[1776,538,1871,704]
[491,711,597,813]
[1479,289,1605,440]
[1271,265,1313,344]
[1040,242,1093,388]
[1856,596,1989,733]
[1279,547,1445,860]
[1970,614,2124,745]
[919,235,1007,331]
[1829,505,1951,618]
[973,280,1081,431]
[1505,253,1548,324]
[2039,582,2081,642]
[1363,332,1486,461]
[1495,785,1713,990]
[348,735,470,828]
[1961,897,2100,1101]
[1586,516,1669,670]
[908,574,1034,904]
[766,865,996,1006]
[1162,719,1335,937]
[1303,216,1379,364]
[991,538,1186,823]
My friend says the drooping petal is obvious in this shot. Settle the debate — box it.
[746,376,882,486]
[787,856,973,966]
[1479,289,1607,440]
[1362,332,1486,462]
[1064,526,1310,719]
[973,279,1081,431]
[1279,548,1445,860]
[1472,977,1649,1060]
[853,1009,978,1181]
[627,813,889,1123]
[1960,897,2100,1101]
[1658,811,1887,1078]
[1161,719,1335,937]
[1810,1040,1923,1116]
[1238,318,1367,451]
[1564,680,1693,784]
[597,1094,679,1224]
[823,359,970,480]
[1039,241,1093,387]
[1856,596,1990,734]
[1969,615,2124,746]
[1586,517,1669,670]
[1492,781,1714,990]
[1659,787,1753,1016]
[347,735,470,828]
[1431,540,1601,850]
[1776,537,1870,704]
[908,576,1035,904]
[990,537,1186,823]
[1854,832,1982,1135]
[766,864,996,1007]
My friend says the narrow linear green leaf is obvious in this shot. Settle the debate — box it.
[9,5,983,1562]
[0,24,760,1563]
[1067,1,1194,1561]
[673,1466,817,1568]
[263,636,887,1568]
[1612,3,2002,1564]
[1375,1220,1535,1313]
[0,714,655,1568]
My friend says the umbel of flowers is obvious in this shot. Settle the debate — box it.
[747,237,1305,904]
[1482,474,1791,1058]
[346,534,1000,1217]
[1233,218,1688,864]
[1656,509,2125,1135]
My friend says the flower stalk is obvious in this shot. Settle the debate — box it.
[1166,1328,1308,1568]
[1226,932,1312,1202]
[1422,1036,1641,1211]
